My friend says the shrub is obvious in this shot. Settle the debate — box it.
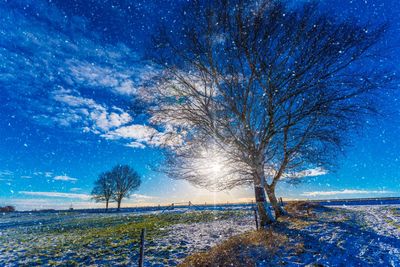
[285,201,323,216]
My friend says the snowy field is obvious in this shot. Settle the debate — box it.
[0,204,399,266]
[274,205,400,266]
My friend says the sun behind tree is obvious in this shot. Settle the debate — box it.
[148,0,393,226]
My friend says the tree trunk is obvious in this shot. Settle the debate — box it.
[254,184,274,227]
[253,161,274,227]
[105,200,109,212]
[265,185,286,218]
[117,199,121,211]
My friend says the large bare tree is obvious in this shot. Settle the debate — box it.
[148,0,392,225]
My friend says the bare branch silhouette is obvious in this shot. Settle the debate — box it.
[148,0,393,224]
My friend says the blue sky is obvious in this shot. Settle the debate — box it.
[0,0,399,210]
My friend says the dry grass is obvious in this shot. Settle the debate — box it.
[179,229,288,267]
[284,201,322,217]
[179,202,324,266]
[281,216,314,230]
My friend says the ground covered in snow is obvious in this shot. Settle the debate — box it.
[272,205,400,266]
[0,205,399,266]
[181,204,400,266]
[0,209,254,266]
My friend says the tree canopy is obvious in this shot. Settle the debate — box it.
[91,165,141,211]
[147,0,393,224]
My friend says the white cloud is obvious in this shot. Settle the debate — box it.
[128,194,157,203]
[0,0,169,152]
[286,167,328,178]
[0,170,13,181]
[0,170,13,177]
[131,194,156,200]
[117,80,136,95]
[53,175,78,182]
[19,191,91,200]
[102,124,183,148]
[51,88,180,149]
[1,197,159,211]
[33,171,53,177]
[0,1,149,143]
[300,167,328,177]
[67,61,141,95]
[102,124,158,140]
[53,89,101,108]
[263,167,328,180]
[14,192,156,207]
[90,110,132,131]
[50,88,133,133]
[20,175,32,179]
[125,141,146,149]
[70,188,82,192]
[0,198,103,211]
[301,189,393,197]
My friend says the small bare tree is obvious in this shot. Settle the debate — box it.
[110,165,141,211]
[149,0,392,224]
[91,172,114,211]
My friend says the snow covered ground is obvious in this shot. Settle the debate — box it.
[0,205,399,266]
[0,209,254,266]
[146,215,254,266]
[272,205,400,266]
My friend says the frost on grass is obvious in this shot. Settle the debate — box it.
[0,210,252,266]
[181,204,400,267]
[0,206,399,266]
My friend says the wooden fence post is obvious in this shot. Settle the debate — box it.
[138,228,146,267]
[253,208,259,230]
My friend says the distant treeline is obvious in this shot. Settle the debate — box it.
[310,197,400,206]
[0,206,15,212]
